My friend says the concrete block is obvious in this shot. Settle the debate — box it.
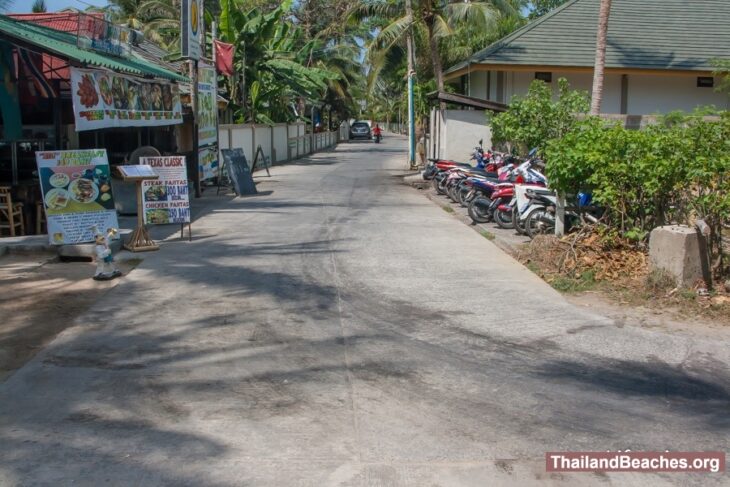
[649,225,703,287]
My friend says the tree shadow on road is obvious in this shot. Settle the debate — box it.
[533,357,730,431]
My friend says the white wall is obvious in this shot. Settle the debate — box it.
[219,122,337,170]
[468,70,728,114]
[626,75,729,114]
[272,125,288,163]
[440,110,492,161]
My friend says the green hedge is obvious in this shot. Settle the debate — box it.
[491,78,730,275]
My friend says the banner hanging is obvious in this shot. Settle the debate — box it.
[70,67,183,132]
[198,64,218,147]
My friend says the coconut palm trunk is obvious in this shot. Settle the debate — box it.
[424,9,445,109]
[590,0,612,115]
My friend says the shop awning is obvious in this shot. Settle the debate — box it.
[0,14,187,82]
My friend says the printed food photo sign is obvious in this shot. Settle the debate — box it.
[140,156,191,225]
[199,146,219,182]
[36,149,119,245]
[71,67,183,131]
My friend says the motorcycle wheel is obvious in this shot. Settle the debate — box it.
[447,184,460,203]
[512,206,527,235]
[494,208,514,229]
[525,207,553,239]
[457,187,472,207]
[433,177,446,195]
[468,197,492,224]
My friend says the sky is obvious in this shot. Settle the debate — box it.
[12,0,108,13]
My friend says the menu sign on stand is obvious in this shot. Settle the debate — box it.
[141,156,192,240]
[36,149,119,245]
[117,165,160,252]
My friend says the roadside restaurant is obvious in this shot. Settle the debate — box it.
[0,12,189,237]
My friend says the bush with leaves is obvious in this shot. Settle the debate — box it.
[490,78,589,154]
[545,112,729,276]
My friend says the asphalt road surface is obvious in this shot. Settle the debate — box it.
[1,136,728,486]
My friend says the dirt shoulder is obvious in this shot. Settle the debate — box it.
[0,253,139,383]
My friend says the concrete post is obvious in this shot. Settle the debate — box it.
[555,194,566,236]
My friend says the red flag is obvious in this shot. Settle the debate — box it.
[214,40,235,76]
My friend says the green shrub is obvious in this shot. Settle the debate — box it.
[493,80,729,277]
[490,78,589,155]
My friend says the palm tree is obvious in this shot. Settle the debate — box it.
[590,0,612,114]
[358,1,518,97]
[32,0,46,13]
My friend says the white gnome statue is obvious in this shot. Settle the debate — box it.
[91,225,122,281]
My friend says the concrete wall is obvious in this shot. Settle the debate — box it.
[468,70,728,114]
[218,122,337,170]
[431,109,492,162]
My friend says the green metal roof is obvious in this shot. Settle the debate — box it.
[0,14,188,82]
[447,0,730,75]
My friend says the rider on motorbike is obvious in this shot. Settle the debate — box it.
[372,124,382,143]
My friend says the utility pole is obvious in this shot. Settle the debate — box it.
[406,0,416,169]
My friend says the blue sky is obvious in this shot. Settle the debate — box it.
[12,0,108,13]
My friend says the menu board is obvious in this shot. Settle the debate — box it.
[221,148,257,196]
[71,67,183,132]
[140,156,191,224]
[117,165,158,179]
[198,64,218,147]
[36,149,119,245]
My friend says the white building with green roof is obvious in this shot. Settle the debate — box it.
[445,0,730,114]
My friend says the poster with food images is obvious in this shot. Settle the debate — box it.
[198,64,218,147]
[140,156,191,225]
[199,145,219,181]
[71,67,183,132]
[36,149,119,245]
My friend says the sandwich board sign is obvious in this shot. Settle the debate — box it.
[221,148,257,196]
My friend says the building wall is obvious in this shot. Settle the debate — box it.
[468,71,488,100]
[467,70,728,114]
[438,109,492,161]
[626,74,729,114]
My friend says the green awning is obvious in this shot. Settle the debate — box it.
[0,14,188,82]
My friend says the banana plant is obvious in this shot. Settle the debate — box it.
[218,0,342,123]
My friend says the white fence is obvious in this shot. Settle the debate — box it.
[218,122,339,170]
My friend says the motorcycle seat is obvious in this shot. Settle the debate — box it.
[465,170,498,178]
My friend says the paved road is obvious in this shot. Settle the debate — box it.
[1,137,728,486]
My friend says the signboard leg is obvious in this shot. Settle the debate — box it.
[124,181,160,252]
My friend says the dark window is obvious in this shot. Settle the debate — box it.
[535,72,552,83]
[697,77,714,88]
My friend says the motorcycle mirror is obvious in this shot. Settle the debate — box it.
[528,148,538,158]
[478,139,483,146]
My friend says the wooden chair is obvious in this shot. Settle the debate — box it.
[0,186,25,237]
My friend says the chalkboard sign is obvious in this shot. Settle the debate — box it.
[221,148,257,195]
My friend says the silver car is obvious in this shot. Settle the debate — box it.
[349,122,371,140]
